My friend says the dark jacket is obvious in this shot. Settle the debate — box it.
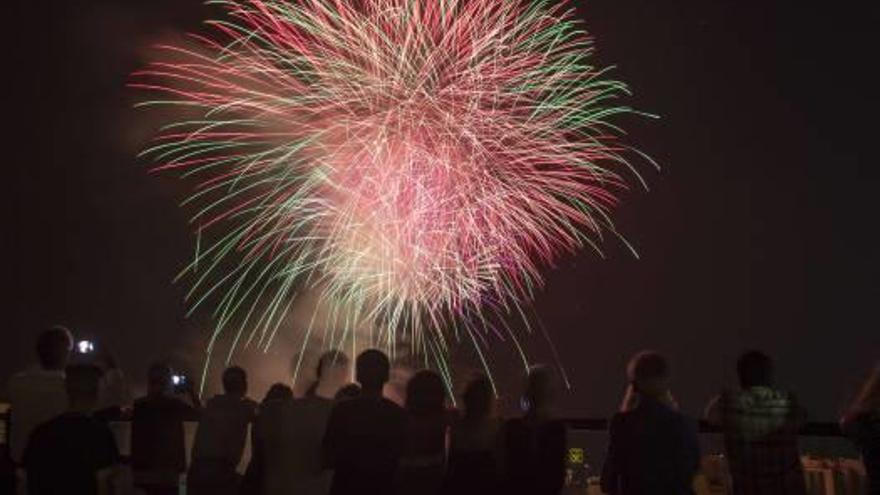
[601,397,700,495]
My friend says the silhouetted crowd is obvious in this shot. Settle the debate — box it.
[3,326,879,495]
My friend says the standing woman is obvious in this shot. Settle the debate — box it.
[444,374,501,495]
[396,370,450,495]
[841,362,880,494]
[501,366,567,495]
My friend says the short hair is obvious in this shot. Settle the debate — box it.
[524,365,556,410]
[462,374,493,420]
[36,326,73,369]
[627,350,670,384]
[737,350,774,388]
[65,364,104,403]
[356,349,390,390]
[405,370,446,416]
[222,366,247,394]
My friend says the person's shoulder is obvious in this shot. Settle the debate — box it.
[134,394,189,410]
[28,414,62,438]
[76,414,115,437]
[327,395,358,417]
[607,410,637,434]
[133,395,151,409]
[502,416,528,436]
[548,418,567,431]
[8,368,62,388]
[541,418,567,440]
[36,413,104,436]
[665,408,696,430]
[609,410,630,425]
[379,396,404,412]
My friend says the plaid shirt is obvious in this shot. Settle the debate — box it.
[716,387,806,495]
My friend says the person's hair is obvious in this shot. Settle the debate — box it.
[65,364,104,404]
[222,366,248,395]
[262,383,293,404]
[356,349,390,391]
[147,362,173,392]
[618,351,670,410]
[737,350,774,388]
[847,362,880,417]
[627,350,670,385]
[524,365,556,414]
[36,326,73,370]
[405,370,446,416]
[306,350,349,397]
[335,383,362,401]
[462,374,493,420]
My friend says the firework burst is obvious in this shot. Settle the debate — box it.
[133,0,653,391]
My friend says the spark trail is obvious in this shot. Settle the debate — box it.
[133,0,654,391]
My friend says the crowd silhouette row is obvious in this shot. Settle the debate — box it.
[4,326,879,495]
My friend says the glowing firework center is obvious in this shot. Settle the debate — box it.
[134,0,648,386]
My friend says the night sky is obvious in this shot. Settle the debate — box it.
[5,1,877,420]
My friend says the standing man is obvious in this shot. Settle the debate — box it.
[187,366,257,495]
[7,326,73,464]
[23,364,121,495]
[600,351,700,495]
[323,349,406,495]
[705,350,807,495]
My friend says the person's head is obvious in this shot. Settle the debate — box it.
[462,373,494,420]
[405,370,446,417]
[222,366,248,397]
[36,326,73,370]
[147,362,173,396]
[335,383,362,401]
[626,350,671,400]
[523,365,556,417]
[737,350,774,389]
[65,364,104,412]
[356,349,390,394]
[307,350,351,397]
[263,383,293,404]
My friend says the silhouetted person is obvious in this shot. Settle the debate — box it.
[841,362,880,494]
[8,326,73,464]
[131,363,201,495]
[323,349,406,495]
[501,365,567,495]
[334,383,361,401]
[259,350,350,495]
[24,364,120,495]
[188,366,257,495]
[262,383,294,404]
[444,373,501,495]
[396,369,449,495]
[239,383,294,495]
[705,350,807,495]
[600,351,700,495]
